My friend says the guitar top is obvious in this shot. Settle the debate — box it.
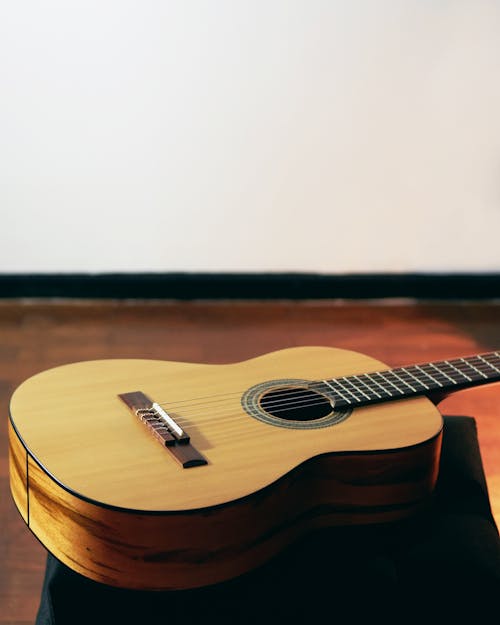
[9,346,443,511]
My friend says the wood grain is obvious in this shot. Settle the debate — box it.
[9,347,444,511]
[14,417,442,591]
[8,421,28,524]
[1,300,500,619]
[9,346,444,589]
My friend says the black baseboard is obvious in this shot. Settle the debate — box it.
[0,272,499,300]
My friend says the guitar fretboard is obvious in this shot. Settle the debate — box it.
[319,351,500,409]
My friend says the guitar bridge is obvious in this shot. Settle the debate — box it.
[118,391,207,468]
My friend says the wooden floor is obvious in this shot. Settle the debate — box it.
[1,299,500,625]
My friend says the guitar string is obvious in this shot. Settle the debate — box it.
[153,353,500,410]
[127,355,500,435]
[157,375,499,427]
[169,393,425,427]
[157,363,497,413]
[170,396,338,426]
[159,386,361,421]
[170,378,477,439]
[154,358,500,418]
[148,385,500,435]
[157,383,328,412]
[168,376,498,429]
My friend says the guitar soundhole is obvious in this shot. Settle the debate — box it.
[259,387,332,421]
[242,378,351,429]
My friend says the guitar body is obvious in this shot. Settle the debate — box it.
[9,346,443,590]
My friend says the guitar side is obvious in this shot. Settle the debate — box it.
[9,346,443,590]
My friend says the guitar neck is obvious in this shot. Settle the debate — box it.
[320,351,500,408]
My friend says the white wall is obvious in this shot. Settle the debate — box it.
[1,1,500,274]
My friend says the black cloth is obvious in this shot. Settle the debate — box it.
[35,416,500,625]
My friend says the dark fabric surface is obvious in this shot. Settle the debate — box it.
[35,416,500,625]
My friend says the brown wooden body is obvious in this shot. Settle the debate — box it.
[9,346,443,590]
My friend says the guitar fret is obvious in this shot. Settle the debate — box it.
[351,374,382,399]
[490,353,500,373]
[337,378,363,401]
[444,360,472,382]
[431,362,458,385]
[320,350,500,411]
[480,354,500,374]
[376,371,405,395]
[365,373,393,396]
[415,365,444,387]
[448,358,482,382]
[399,367,429,390]
[341,376,372,400]
[322,379,352,405]
[462,357,488,379]
[389,370,417,392]
[368,377,401,397]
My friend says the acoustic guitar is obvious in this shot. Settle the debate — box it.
[8,346,500,590]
